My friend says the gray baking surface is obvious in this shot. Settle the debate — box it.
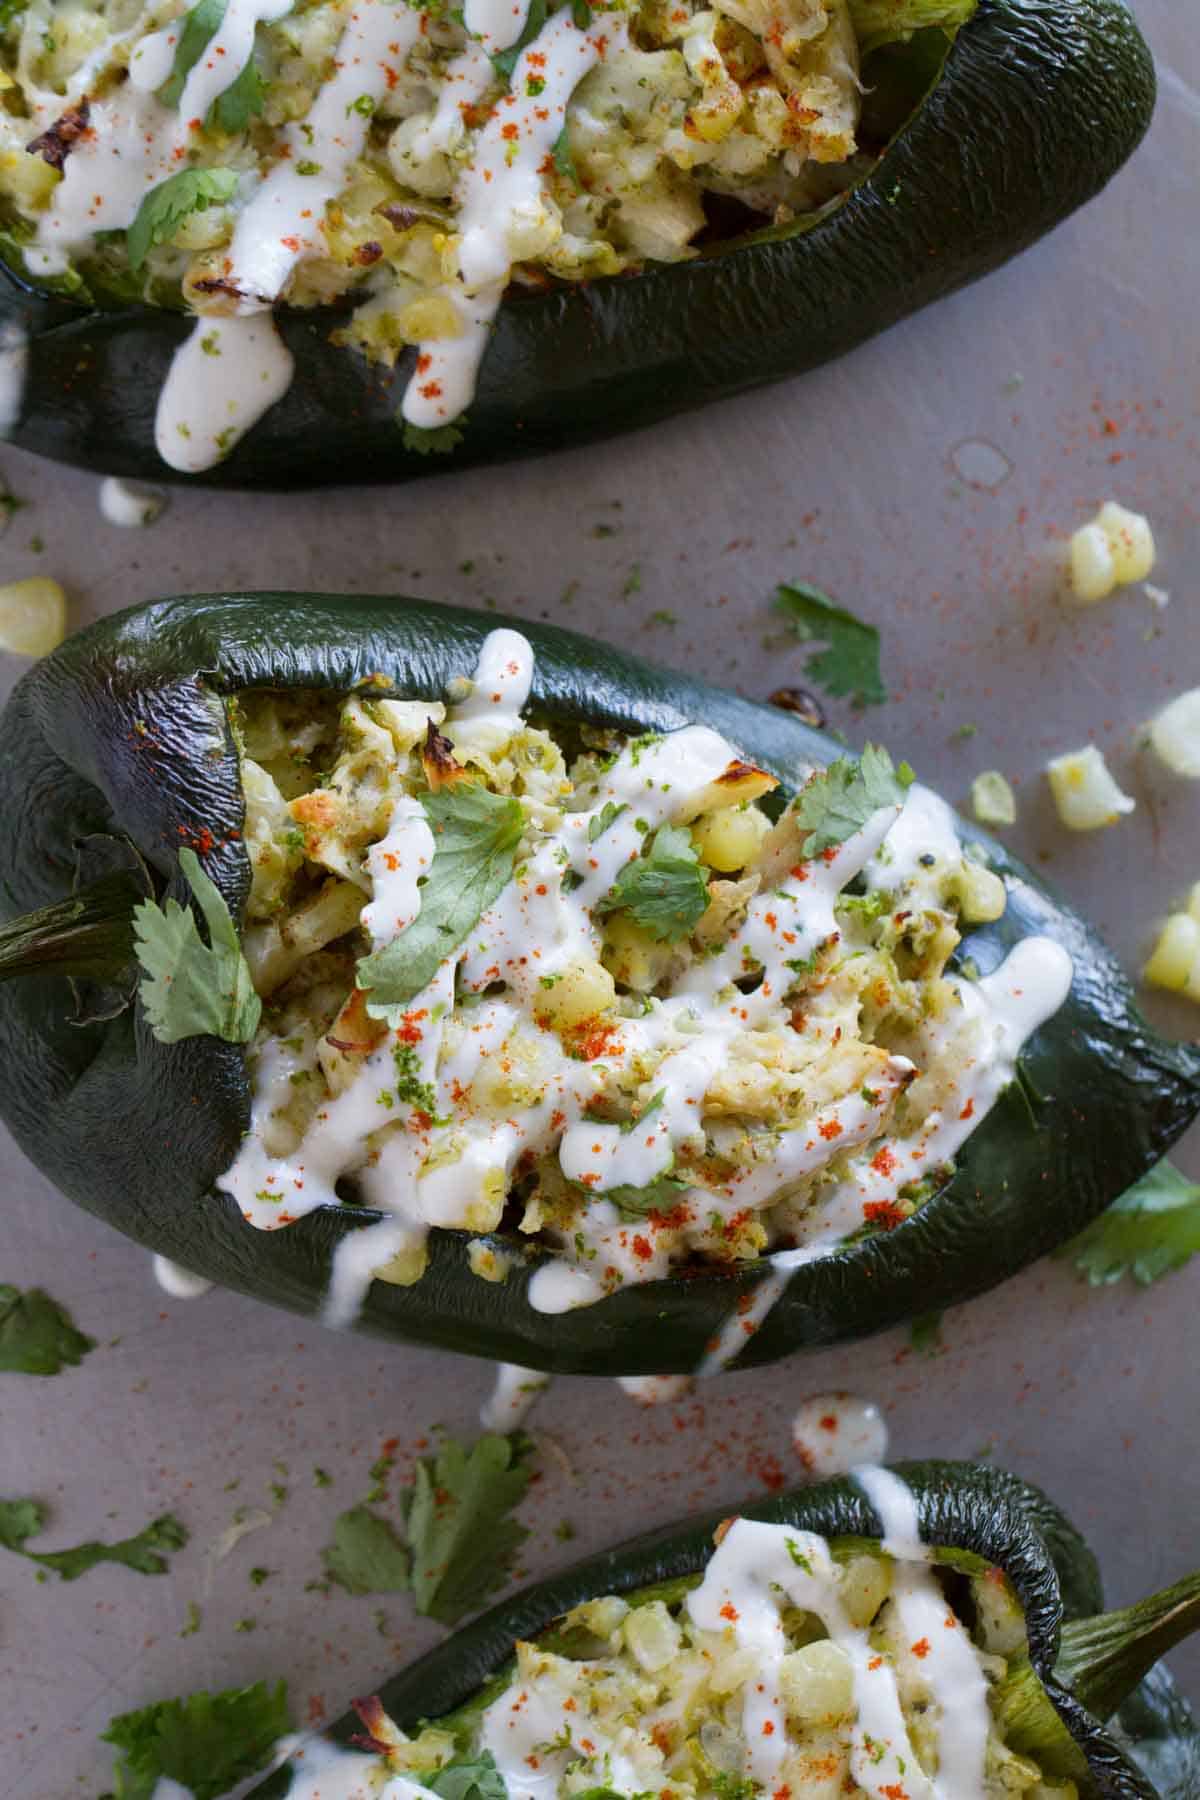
[1,4,1197,1791]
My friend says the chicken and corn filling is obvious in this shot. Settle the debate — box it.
[219,628,1073,1341]
[0,0,974,467]
[282,1500,1076,1800]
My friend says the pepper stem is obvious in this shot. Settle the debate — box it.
[993,1570,1200,1781]
[1057,1569,1200,1723]
[0,873,144,985]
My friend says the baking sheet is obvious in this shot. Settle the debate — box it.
[2,2,1198,1790]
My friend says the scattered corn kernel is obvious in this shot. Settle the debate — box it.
[1144,910,1200,1002]
[951,862,1007,924]
[1067,501,1155,604]
[0,577,67,656]
[1045,746,1135,831]
[1148,687,1200,779]
[970,770,1017,828]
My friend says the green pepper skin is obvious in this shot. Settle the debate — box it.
[0,593,1196,1373]
[0,0,1154,487]
[247,1462,1200,1800]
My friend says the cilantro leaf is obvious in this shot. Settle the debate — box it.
[357,784,524,1017]
[775,582,887,708]
[1056,1160,1200,1287]
[210,55,265,134]
[127,168,238,271]
[0,1283,94,1375]
[489,0,547,80]
[588,799,628,843]
[605,1172,690,1220]
[402,421,466,455]
[793,745,913,857]
[595,824,710,943]
[102,1680,290,1800]
[909,1310,944,1356]
[551,123,579,187]
[419,1751,508,1800]
[0,1500,186,1580]
[404,1432,534,1623]
[621,1090,664,1133]
[322,1504,410,1595]
[158,0,265,133]
[158,0,227,108]
[133,846,261,1044]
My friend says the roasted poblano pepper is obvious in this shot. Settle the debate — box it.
[248,1462,1200,1800]
[0,0,1154,487]
[0,593,1196,1374]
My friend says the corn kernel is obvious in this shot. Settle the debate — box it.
[1046,746,1135,831]
[0,577,67,656]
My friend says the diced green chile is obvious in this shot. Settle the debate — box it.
[0,593,1197,1374]
[245,1463,1200,1800]
[0,0,1154,487]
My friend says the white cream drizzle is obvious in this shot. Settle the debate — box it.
[98,474,165,526]
[155,312,296,471]
[176,0,293,128]
[474,1480,993,1800]
[464,0,532,53]
[792,1392,888,1476]
[481,1361,552,1429]
[272,1732,431,1799]
[221,629,1074,1361]
[616,1373,693,1404]
[400,11,624,428]
[152,1253,214,1298]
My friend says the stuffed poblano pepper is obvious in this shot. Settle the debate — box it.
[245,1461,1200,1800]
[0,592,1196,1373]
[0,0,1154,485]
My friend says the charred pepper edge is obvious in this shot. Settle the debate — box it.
[0,0,1156,487]
[244,1462,1200,1800]
[0,593,1198,1376]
